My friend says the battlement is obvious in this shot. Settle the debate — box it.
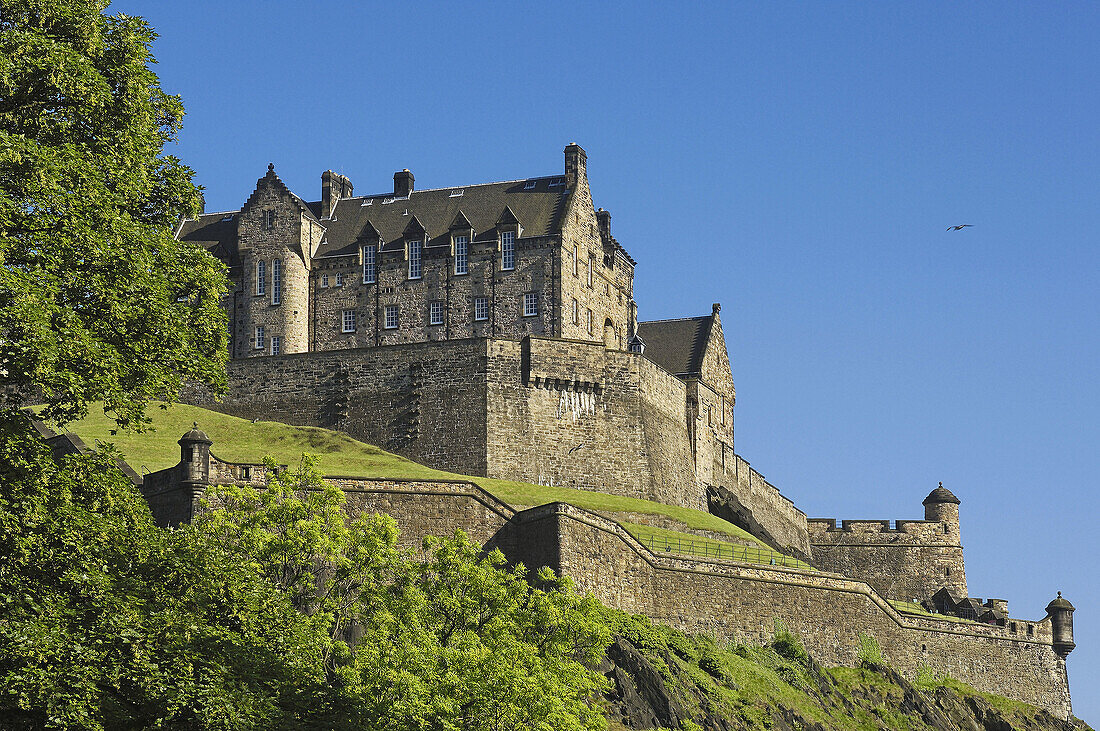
[808,517,955,542]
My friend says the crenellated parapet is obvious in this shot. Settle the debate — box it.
[808,484,968,602]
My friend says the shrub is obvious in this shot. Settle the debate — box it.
[857,632,885,668]
[771,618,809,664]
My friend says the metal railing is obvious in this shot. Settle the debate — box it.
[638,533,810,570]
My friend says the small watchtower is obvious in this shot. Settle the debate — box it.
[923,482,960,532]
[1046,592,1076,658]
[179,422,212,491]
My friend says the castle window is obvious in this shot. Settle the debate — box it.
[523,292,538,317]
[573,244,579,276]
[256,260,266,296]
[944,567,951,577]
[587,255,594,288]
[254,326,264,349]
[587,308,594,335]
[572,298,579,325]
[408,239,422,279]
[474,297,489,321]
[429,300,444,325]
[320,274,329,288]
[342,310,356,333]
[384,305,399,329]
[241,466,251,480]
[454,235,468,275]
[264,209,275,229]
[363,245,376,283]
[270,335,282,355]
[335,272,343,287]
[501,231,515,271]
[271,259,282,305]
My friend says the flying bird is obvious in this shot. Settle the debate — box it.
[947,224,973,231]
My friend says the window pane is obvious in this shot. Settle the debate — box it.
[455,236,468,275]
[409,240,422,279]
[363,245,376,283]
[501,231,514,270]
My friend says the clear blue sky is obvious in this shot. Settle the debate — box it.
[120,1,1099,720]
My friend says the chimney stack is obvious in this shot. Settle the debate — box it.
[321,170,354,218]
[564,143,587,190]
[596,208,611,240]
[394,169,414,197]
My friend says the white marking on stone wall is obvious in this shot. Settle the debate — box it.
[557,390,597,423]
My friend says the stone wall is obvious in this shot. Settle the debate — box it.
[184,339,490,475]
[808,513,968,602]
[505,502,1072,718]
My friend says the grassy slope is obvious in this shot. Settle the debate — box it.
[57,402,774,552]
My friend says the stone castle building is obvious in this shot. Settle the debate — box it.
[169,144,1078,715]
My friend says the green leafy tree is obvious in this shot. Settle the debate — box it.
[0,0,227,430]
[195,457,612,731]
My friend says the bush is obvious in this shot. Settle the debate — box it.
[857,632,885,668]
[771,618,808,665]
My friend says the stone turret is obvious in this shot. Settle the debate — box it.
[1046,592,1076,657]
[923,482,960,527]
[179,422,212,489]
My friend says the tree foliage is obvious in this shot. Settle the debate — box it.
[0,0,227,429]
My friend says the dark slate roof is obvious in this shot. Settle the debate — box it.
[177,212,240,267]
[314,177,567,258]
[923,483,960,505]
[636,315,714,377]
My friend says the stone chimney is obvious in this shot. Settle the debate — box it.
[596,208,611,240]
[564,143,587,190]
[394,169,414,197]
[322,170,353,218]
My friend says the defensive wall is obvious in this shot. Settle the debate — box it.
[181,335,811,556]
[139,431,1074,717]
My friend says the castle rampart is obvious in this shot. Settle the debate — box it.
[182,334,811,554]
[132,429,1075,718]
[808,484,968,602]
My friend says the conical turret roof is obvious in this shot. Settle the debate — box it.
[923,482,960,505]
[179,422,212,445]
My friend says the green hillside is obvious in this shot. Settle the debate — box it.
[55,402,802,562]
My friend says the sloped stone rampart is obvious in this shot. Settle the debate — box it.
[502,503,1072,718]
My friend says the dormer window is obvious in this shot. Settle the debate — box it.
[362,244,376,283]
[408,239,422,279]
[501,231,515,271]
[454,235,468,275]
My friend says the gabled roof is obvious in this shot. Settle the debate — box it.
[636,314,715,377]
[243,163,321,224]
[177,212,240,268]
[314,177,567,258]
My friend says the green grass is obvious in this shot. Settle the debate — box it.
[622,523,814,570]
[48,402,792,555]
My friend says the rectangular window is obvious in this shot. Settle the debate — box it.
[342,310,356,333]
[587,255,593,288]
[362,245,376,283]
[454,235,468,275]
[587,308,593,334]
[408,239,422,279]
[335,272,343,287]
[256,260,266,296]
[501,231,515,270]
[523,292,538,317]
[320,274,329,288]
[270,335,281,356]
[429,300,444,325]
[474,296,489,321]
[264,209,275,229]
[254,326,264,349]
[271,259,282,305]
[384,304,399,329]
[572,245,579,276]
[572,298,579,325]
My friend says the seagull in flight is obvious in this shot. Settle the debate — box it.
[947,224,973,231]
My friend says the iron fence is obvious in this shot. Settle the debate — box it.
[638,533,810,570]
